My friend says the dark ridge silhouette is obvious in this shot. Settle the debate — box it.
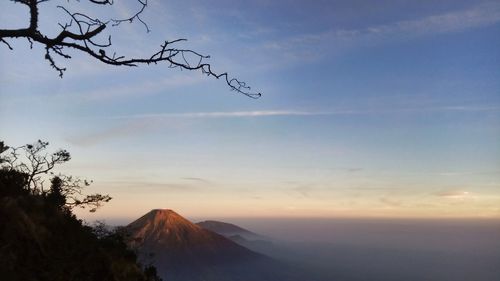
[0,169,161,281]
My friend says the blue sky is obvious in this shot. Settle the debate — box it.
[1,0,499,220]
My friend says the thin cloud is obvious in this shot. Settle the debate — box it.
[260,2,500,64]
[102,181,199,193]
[65,120,152,147]
[350,187,401,191]
[67,104,500,146]
[110,105,500,120]
[182,177,210,184]
[82,74,204,101]
[380,197,402,207]
[337,167,363,173]
[110,110,350,120]
[292,186,313,198]
[437,106,500,112]
[362,2,500,37]
[433,170,500,176]
[436,172,467,177]
[435,190,471,199]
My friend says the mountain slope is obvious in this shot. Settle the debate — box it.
[196,220,276,254]
[127,209,259,265]
[0,169,160,281]
[126,209,314,281]
[196,220,262,240]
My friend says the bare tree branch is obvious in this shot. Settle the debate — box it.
[51,175,112,213]
[0,140,70,194]
[0,0,261,98]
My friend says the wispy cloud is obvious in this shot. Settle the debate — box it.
[432,170,500,177]
[182,177,210,184]
[110,110,347,120]
[259,2,500,64]
[361,2,500,37]
[339,167,363,173]
[435,190,471,199]
[436,172,469,177]
[292,185,313,198]
[102,180,199,193]
[110,104,500,120]
[436,106,500,112]
[66,103,499,146]
[68,110,333,147]
[65,120,151,147]
[379,197,402,207]
[82,74,203,101]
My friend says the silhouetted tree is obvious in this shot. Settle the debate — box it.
[47,176,67,210]
[0,0,261,98]
[0,169,28,197]
[0,141,8,163]
[1,140,111,212]
[0,140,162,280]
[1,140,69,192]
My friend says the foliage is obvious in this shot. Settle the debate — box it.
[0,140,162,281]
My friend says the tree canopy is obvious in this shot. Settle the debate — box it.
[0,140,161,280]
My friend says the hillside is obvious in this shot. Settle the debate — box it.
[0,169,160,281]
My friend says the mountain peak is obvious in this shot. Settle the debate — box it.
[147,209,184,221]
[127,209,202,248]
[127,209,260,256]
[137,208,193,228]
[151,208,175,213]
[147,208,182,217]
[126,210,302,281]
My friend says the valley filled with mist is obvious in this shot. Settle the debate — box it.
[226,218,500,281]
[108,210,500,281]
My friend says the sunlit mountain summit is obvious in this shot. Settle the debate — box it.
[126,209,310,281]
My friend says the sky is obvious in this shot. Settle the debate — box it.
[1,0,499,221]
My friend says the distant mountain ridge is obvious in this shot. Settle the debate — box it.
[196,220,262,240]
[196,220,275,253]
